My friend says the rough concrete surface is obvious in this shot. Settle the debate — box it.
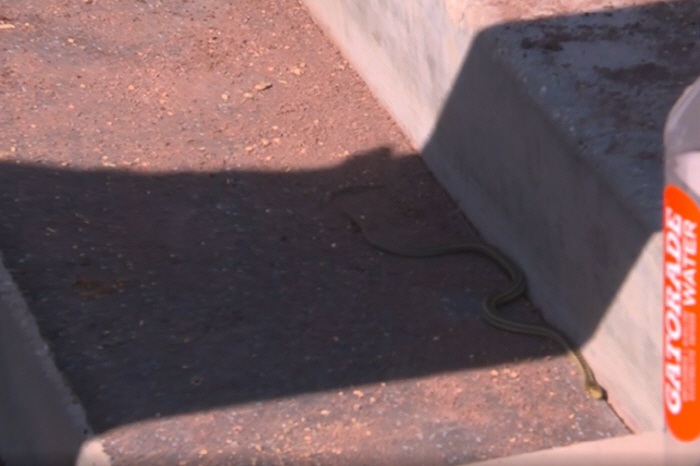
[302,0,700,431]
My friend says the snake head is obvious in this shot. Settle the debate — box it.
[586,382,607,400]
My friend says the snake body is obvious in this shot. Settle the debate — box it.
[340,209,606,400]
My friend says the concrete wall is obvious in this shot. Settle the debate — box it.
[0,257,91,465]
[302,0,699,432]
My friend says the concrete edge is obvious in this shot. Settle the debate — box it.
[0,254,93,466]
[75,439,111,466]
[462,432,700,466]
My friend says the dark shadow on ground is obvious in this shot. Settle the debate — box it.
[0,148,568,432]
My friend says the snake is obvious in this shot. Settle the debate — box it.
[334,198,606,400]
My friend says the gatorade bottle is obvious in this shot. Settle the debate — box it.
[663,75,700,464]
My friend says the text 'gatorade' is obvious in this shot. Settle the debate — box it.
[664,184,700,442]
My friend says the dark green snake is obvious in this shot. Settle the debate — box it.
[337,205,606,400]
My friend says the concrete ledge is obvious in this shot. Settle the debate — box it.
[302,0,700,431]
[0,255,91,466]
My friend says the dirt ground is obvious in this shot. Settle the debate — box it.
[0,0,628,465]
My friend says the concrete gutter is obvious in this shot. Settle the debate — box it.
[301,0,700,432]
[0,255,91,466]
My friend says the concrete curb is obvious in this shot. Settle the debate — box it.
[0,255,92,466]
[75,439,111,466]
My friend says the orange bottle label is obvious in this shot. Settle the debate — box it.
[664,184,700,442]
